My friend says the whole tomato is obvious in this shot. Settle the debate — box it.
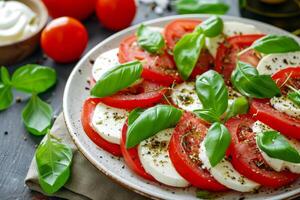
[96,0,137,31]
[41,17,88,63]
[42,0,97,21]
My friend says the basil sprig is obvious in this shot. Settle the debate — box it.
[126,105,183,148]
[231,61,280,98]
[36,133,73,194]
[91,61,143,97]
[175,0,229,15]
[137,24,165,54]
[257,131,300,163]
[0,67,13,110]
[287,86,300,107]
[197,15,223,38]
[224,96,249,122]
[204,122,231,167]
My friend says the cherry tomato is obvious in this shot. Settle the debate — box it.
[42,0,96,21]
[41,17,88,63]
[96,0,136,31]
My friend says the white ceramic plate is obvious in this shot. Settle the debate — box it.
[63,15,300,200]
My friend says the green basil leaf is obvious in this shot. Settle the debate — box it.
[137,24,165,54]
[194,108,220,123]
[175,0,229,15]
[198,15,223,38]
[0,83,13,110]
[204,122,231,167]
[196,189,214,199]
[12,64,56,94]
[1,67,11,85]
[257,131,300,163]
[251,35,300,54]
[196,70,228,119]
[224,96,249,121]
[288,91,300,107]
[128,108,144,125]
[174,32,205,80]
[36,134,73,194]
[126,105,183,148]
[22,95,53,136]
[91,61,143,98]
[231,62,281,98]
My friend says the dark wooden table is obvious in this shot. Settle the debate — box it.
[0,2,239,199]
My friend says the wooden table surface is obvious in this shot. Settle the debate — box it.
[0,2,239,199]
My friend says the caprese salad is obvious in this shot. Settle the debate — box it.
[81,16,300,194]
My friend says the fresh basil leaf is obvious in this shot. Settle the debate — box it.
[1,67,11,85]
[175,0,229,15]
[36,133,73,194]
[137,24,165,54]
[257,131,300,163]
[194,108,220,123]
[196,189,214,199]
[0,83,13,111]
[128,108,144,125]
[22,95,53,136]
[174,31,205,80]
[288,91,300,107]
[224,96,249,121]
[231,62,280,98]
[12,64,56,94]
[251,35,300,54]
[91,61,143,98]
[198,15,223,38]
[126,105,183,148]
[196,70,228,119]
[204,122,231,167]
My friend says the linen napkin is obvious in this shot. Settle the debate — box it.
[25,113,148,200]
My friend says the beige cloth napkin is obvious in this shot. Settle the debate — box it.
[25,113,149,200]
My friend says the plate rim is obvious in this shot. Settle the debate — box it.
[63,14,300,200]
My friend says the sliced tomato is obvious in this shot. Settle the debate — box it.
[215,34,265,81]
[81,98,122,156]
[272,66,300,87]
[118,35,181,86]
[226,114,299,188]
[120,121,155,181]
[169,112,228,191]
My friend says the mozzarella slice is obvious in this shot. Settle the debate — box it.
[138,128,189,187]
[270,95,300,119]
[253,121,300,173]
[257,51,300,75]
[206,21,261,57]
[199,142,260,192]
[91,103,128,144]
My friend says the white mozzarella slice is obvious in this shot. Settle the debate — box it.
[92,48,120,81]
[138,128,189,187]
[270,96,300,119]
[199,142,260,192]
[206,21,261,57]
[257,51,300,75]
[91,103,128,144]
[253,121,300,173]
[170,82,202,112]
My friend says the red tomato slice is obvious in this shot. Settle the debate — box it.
[81,98,122,156]
[272,66,300,87]
[169,112,228,191]
[118,35,181,86]
[120,121,155,181]
[215,34,265,81]
[226,114,299,188]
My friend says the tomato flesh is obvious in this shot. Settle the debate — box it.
[81,98,122,156]
[226,114,299,188]
[169,112,228,191]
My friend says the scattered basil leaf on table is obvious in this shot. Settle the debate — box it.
[128,108,144,125]
[198,15,223,38]
[12,64,56,94]
[231,61,280,98]
[22,94,53,136]
[196,70,228,119]
[91,61,142,98]
[174,31,205,80]
[224,96,249,122]
[204,122,231,167]
[257,131,300,163]
[0,83,13,111]
[193,108,221,123]
[288,91,300,107]
[137,24,165,54]
[36,133,73,194]
[175,0,229,15]
[1,67,11,85]
[126,105,183,148]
